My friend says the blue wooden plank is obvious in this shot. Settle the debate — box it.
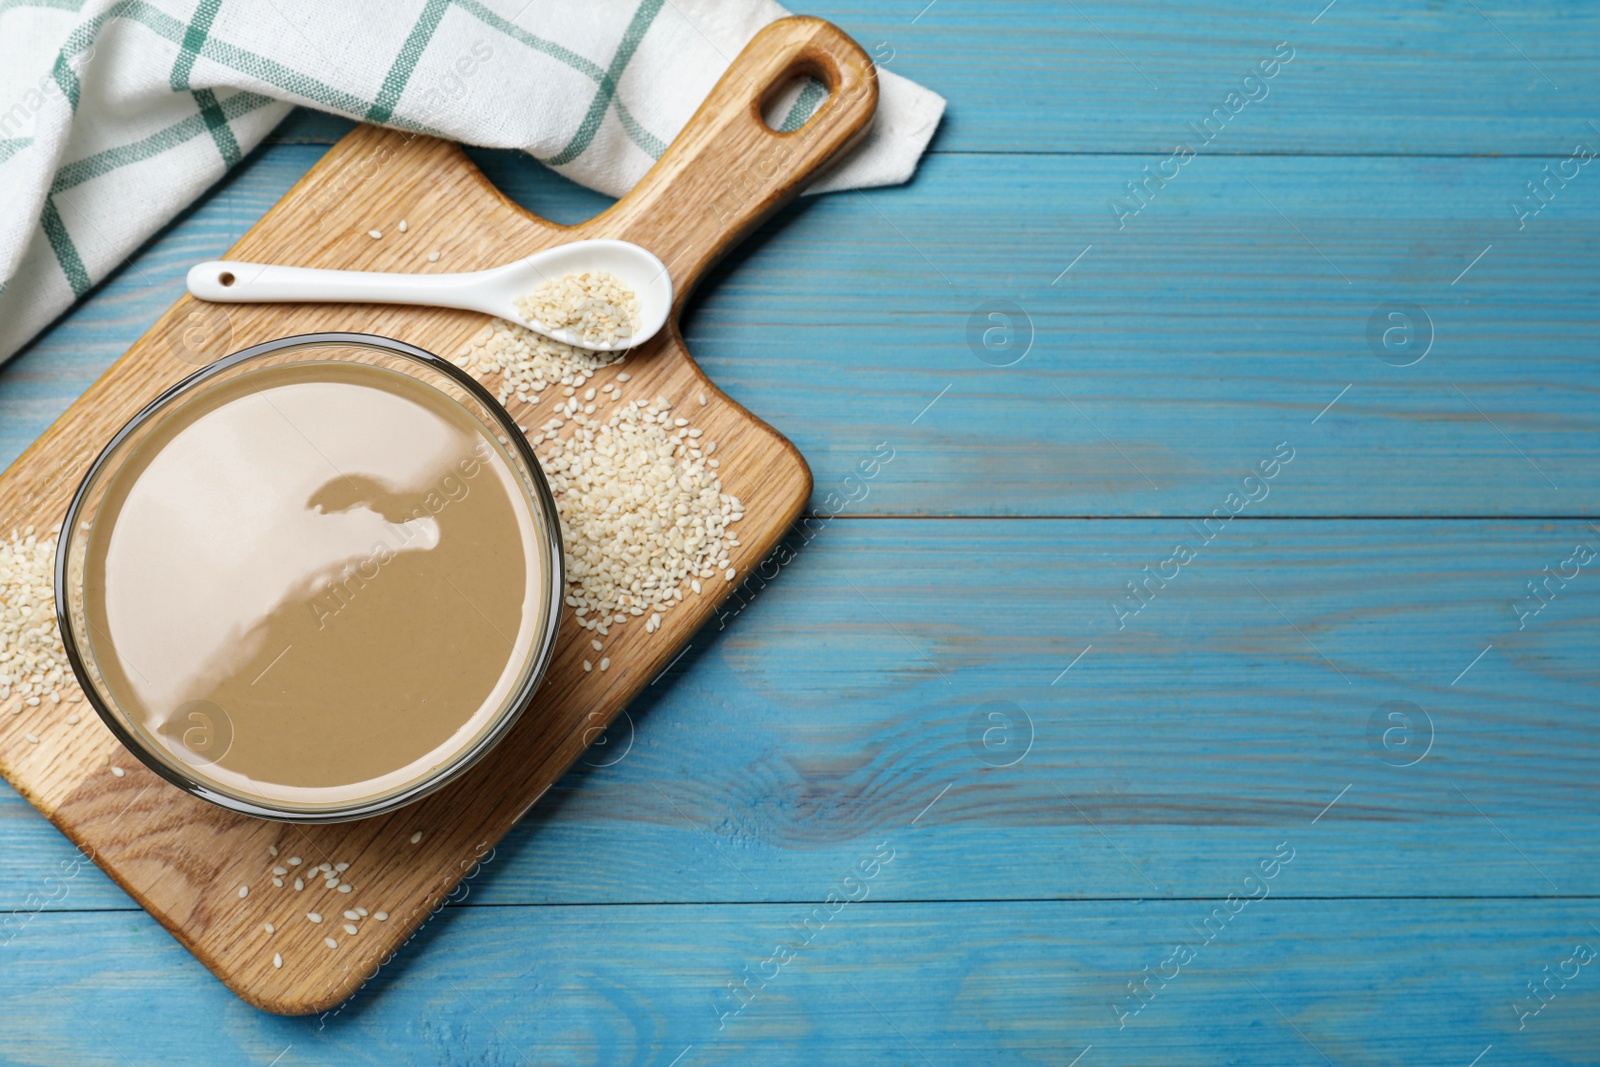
[3,900,1594,1063]
[4,517,1594,909]
[262,1,1600,156]
[823,0,1600,154]
[7,146,1599,516]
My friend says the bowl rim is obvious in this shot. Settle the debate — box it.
[55,331,566,823]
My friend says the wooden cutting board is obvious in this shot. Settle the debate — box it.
[0,17,876,1016]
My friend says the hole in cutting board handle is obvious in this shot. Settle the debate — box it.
[759,58,836,134]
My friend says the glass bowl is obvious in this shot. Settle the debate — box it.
[55,333,564,823]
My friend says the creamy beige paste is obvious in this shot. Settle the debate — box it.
[82,360,546,810]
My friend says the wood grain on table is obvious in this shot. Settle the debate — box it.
[2,1,1596,1064]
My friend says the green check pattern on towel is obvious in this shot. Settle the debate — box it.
[0,0,944,363]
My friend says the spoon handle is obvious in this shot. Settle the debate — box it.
[187,260,476,308]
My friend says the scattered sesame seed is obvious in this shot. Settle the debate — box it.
[324,937,338,949]
[111,766,124,777]
[335,862,349,872]
[343,910,360,921]
[268,845,278,857]
[272,866,287,876]
[342,923,358,935]
[583,659,592,672]
[356,907,368,917]
[428,251,441,262]
[411,832,423,844]
[368,229,383,239]
[337,884,353,894]
[24,732,37,744]
[699,393,707,406]
[398,219,408,233]
[293,878,304,891]
[374,912,389,921]
[65,714,79,724]
[263,922,275,934]
[272,878,283,887]
[617,372,631,382]
[273,953,282,968]
[238,885,249,898]
[306,912,322,923]
[600,658,610,671]
[287,856,301,865]
[591,639,603,651]
[691,579,702,594]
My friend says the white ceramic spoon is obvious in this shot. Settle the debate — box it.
[186,239,671,353]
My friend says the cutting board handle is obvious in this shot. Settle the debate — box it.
[592,16,879,310]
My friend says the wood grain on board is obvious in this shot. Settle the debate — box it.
[0,17,878,1015]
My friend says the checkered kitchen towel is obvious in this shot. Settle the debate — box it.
[0,0,944,363]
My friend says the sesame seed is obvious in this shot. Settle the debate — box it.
[111,766,124,777]
[66,714,79,724]
[691,580,702,594]
[343,910,360,921]
[514,271,640,347]
[272,878,283,887]
[356,907,368,917]
[411,832,423,844]
[268,845,278,856]
[335,862,349,872]
[287,856,301,865]
[617,372,631,382]
[591,639,603,651]
[24,732,37,744]
[263,922,275,934]
[293,878,304,891]
[725,568,736,581]
[238,885,249,898]
[398,219,409,232]
[342,923,358,935]
[600,658,610,671]
[428,251,441,262]
[374,911,389,921]
[324,937,338,949]
[306,912,322,923]
[273,953,282,968]
[338,884,353,893]
[583,659,592,672]
[368,229,383,239]
[699,393,707,406]
[272,866,287,876]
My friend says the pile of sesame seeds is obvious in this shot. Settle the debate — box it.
[514,269,640,347]
[538,395,743,638]
[0,528,77,739]
[457,301,744,646]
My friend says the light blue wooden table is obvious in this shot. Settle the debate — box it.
[4,2,1598,1064]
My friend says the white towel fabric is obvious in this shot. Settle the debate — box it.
[0,0,944,363]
